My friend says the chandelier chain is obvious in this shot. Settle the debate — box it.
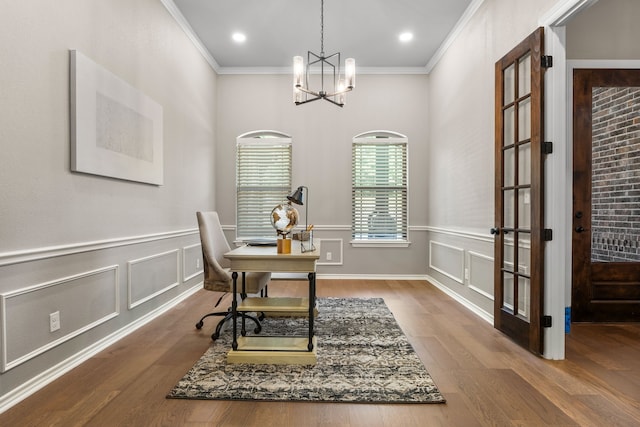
[320,0,324,55]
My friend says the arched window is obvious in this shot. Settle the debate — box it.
[236,130,292,241]
[352,131,408,243]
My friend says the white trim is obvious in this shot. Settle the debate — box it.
[422,226,494,243]
[315,274,429,281]
[0,284,201,414]
[183,243,203,282]
[426,274,493,324]
[1,266,120,372]
[127,249,180,309]
[216,66,430,75]
[536,0,604,361]
[237,130,292,139]
[160,0,220,72]
[0,229,198,267]
[429,241,465,284]
[425,0,485,73]
[315,238,344,266]
[539,0,599,27]
[350,240,411,248]
[467,250,495,301]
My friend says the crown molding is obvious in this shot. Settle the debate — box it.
[425,0,485,73]
[160,0,220,72]
[215,66,430,76]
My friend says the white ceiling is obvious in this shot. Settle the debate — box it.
[170,0,477,73]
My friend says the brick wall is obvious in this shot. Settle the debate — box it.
[591,86,640,262]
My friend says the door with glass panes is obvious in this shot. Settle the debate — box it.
[493,27,547,355]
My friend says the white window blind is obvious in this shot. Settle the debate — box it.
[352,132,408,241]
[236,132,292,240]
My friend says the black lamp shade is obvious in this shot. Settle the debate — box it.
[287,186,304,205]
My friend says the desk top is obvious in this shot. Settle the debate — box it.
[224,242,320,273]
[225,243,319,259]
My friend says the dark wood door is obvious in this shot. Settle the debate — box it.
[572,69,640,322]
[493,27,547,354]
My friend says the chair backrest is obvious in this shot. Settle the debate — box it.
[196,211,233,292]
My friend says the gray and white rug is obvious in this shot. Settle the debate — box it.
[167,297,445,403]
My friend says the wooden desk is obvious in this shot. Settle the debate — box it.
[224,243,320,364]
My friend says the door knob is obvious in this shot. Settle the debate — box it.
[575,226,585,233]
[490,227,500,235]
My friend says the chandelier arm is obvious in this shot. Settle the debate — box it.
[295,86,321,97]
[325,87,353,97]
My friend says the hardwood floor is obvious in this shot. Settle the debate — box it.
[1,279,639,426]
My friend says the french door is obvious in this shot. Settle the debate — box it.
[572,68,640,322]
[493,27,547,354]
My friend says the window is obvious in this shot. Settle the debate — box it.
[352,131,408,244]
[236,131,292,241]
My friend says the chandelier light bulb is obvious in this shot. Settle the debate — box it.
[293,56,305,88]
[345,58,356,89]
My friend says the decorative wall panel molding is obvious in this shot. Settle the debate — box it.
[422,226,493,243]
[467,251,495,300]
[0,229,198,267]
[183,243,203,282]
[316,239,343,266]
[127,250,179,309]
[0,265,119,372]
[429,240,465,284]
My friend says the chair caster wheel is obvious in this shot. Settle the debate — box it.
[254,326,262,334]
[195,321,203,329]
[211,332,219,340]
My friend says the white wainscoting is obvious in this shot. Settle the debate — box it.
[316,238,343,266]
[0,229,201,412]
[127,249,180,310]
[429,240,465,284]
[183,243,203,282]
[467,251,495,301]
[0,265,119,372]
[425,227,495,323]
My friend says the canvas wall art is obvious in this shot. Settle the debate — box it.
[69,50,163,185]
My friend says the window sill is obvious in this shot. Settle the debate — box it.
[350,240,411,248]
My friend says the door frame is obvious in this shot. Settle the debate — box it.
[567,59,640,319]
[538,0,600,360]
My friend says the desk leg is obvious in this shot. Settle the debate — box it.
[308,271,316,351]
[241,272,247,336]
[231,271,238,351]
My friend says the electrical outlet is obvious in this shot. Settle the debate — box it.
[464,268,469,281]
[49,311,60,332]
[196,258,201,269]
[326,252,332,261]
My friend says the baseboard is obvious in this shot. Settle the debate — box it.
[425,274,494,325]
[315,274,430,281]
[0,283,202,414]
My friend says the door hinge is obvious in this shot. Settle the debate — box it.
[542,141,553,154]
[543,229,553,241]
[542,315,552,328]
[541,55,553,68]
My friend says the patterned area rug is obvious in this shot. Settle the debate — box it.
[167,297,445,403]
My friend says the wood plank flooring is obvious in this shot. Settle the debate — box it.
[1,279,639,426]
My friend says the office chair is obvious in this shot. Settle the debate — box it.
[195,211,270,340]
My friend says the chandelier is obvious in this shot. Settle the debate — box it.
[293,0,355,107]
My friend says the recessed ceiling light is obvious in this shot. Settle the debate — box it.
[232,32,246,43]
[399,32,413,43]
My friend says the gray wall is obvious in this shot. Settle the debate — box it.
[0,0,216,406]
[215,73,431,277]
[424,0,558,318]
